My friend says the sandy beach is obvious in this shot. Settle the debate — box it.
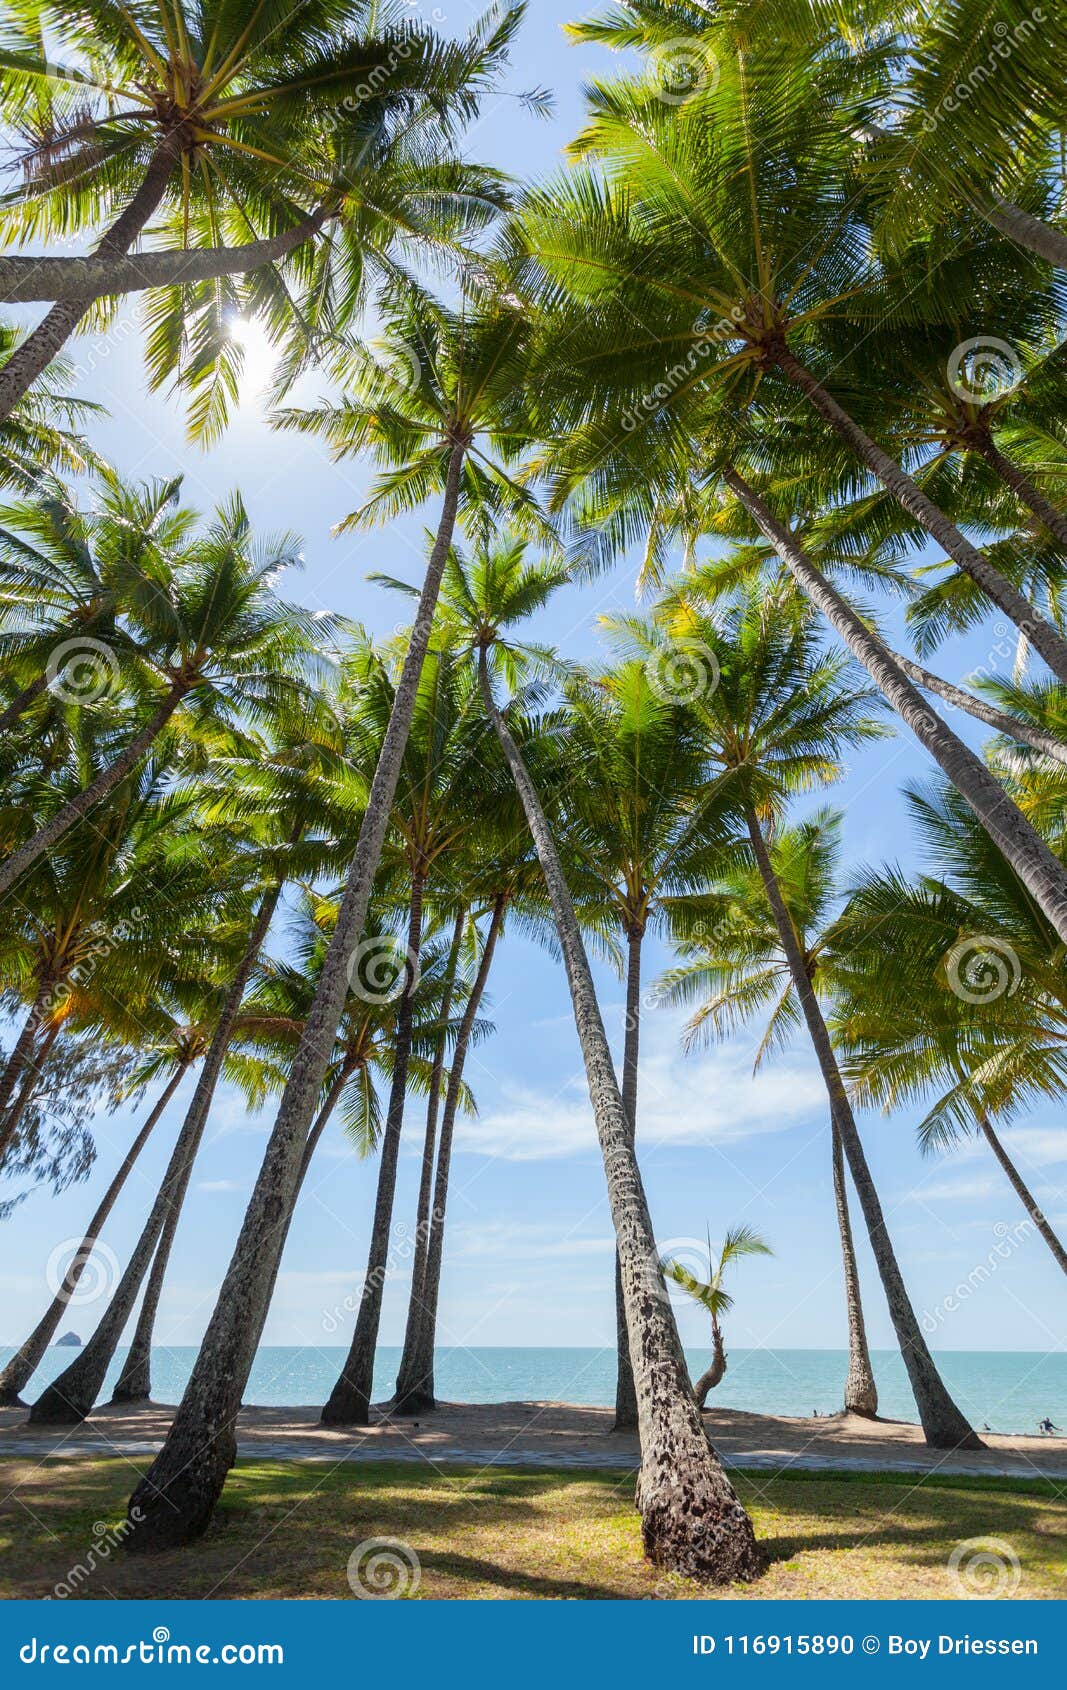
[2,1398,1065,1480]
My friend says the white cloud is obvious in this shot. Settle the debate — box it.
[456,1018,826,1161]
[196,1178,246,1193]
[449,1220,615,1260]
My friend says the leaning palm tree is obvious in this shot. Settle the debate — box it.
[830,781,1067,1278]
[438,532,762,1582]
[610,580,981,1448]
[663,1226,773,1409]
[659,812,879,1417]
[562,661,725,1429]
[0,0,526,426]
[0,329,106,494]
[122,286,543,1553]
[0,476,330,897]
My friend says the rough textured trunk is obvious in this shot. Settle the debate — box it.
[29,878,282,1425]
[0,135,182,420]
[744,807,981,1450]
[0,683,185,897]
[394,895,506,1416]
[613,928,642,1432]
[0,208,330,306]
[110,1136,197,1404]
[0,1065,187,1405]
[123,442,466,1554]
[480,648,760,1582]
[889,648,1067,766]
[393,906,465,1406]
[774,348,1067,685]
[831,1121,879,1417]
[320,877,426,1426]
[725,469,1067,946]
[977,1109,1067,1275]
[981,197,1067,270]
[969,431,1067,554]
[0,672,49,734]
[693,1326,727,1409]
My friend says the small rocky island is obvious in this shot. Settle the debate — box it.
[55,1332,82,1347]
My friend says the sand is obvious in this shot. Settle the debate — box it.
[2,1398,1065,1479]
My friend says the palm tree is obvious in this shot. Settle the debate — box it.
[517,39,1067,680]
[0,477,329,897]
[659,812,879,1416]
[319,637,498,1426]
[830,781,1067,1277]
[611,581,981,1448]
[663,1226,773,1408]
[0,1,525,425]
[561,661,723,1429]
[448,535,761,1582]
[0,329,106,494]
[122,286,540,1552]
[0,1015,208,1405]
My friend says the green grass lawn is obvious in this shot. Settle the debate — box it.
[1,1458,1063,1600]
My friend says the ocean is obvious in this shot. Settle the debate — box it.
[3,1346,1065,1435]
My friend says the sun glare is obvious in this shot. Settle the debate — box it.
[227,315,278,402]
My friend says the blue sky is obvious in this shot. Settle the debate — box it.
[1,1,1064,1370]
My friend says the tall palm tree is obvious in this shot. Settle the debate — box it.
[610,581,980,1447]
[449,535,761,1582]
[663,1226,773,1408]
[123,286,541,1552]
[0,477,330,897]
[0,1,525,426]
[658,812,879,1416]
[562,661,723,1429]
[0,329,106,494]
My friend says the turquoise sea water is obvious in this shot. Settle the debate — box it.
[3,1346,1065,1436]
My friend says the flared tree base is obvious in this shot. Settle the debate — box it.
[320,1387,371,1428]
[27,1387,91,1426]
[390,1386,436,1416]
[124,1427,237,1555]
[639,1481,763,1584]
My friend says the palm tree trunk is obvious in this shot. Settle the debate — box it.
[0,673,48,734]
[109,1140,196,1405]
[888,648,1067,766]
[773,347,1067,684]
[479,649,760,1581]
[969,431,1067,554]
[29,876,283,1425]
[694,1324,727,1409]
[831,1121,879,1416]
[0,1064,188,1405]
[0,207,330,306]
[393,906,466,1405]
[320,875,426,1426]
[725,468,1067,945]
[0,682,186,897]
[394,894,506,1416]
[744,806,981,1450]
[976,1109,1067,1275]
[613,927,642,1432]
[123,442,466,1554]
[0,134,183,421]
[980,198,1067,270]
